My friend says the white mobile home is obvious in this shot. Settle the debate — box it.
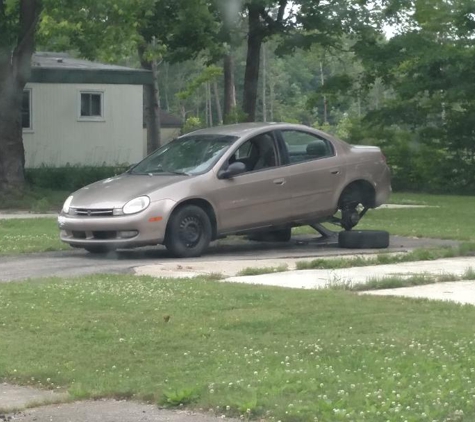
[23,52,182,167]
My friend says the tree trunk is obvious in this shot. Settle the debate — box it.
[204,85,208,126]
[243,5,264,122]
[270,79,275,122]
[262,43,267,122]
[206,82,213,127]
[320,61,328,124]
[223,54,236,122]
[213,81,222,125]
[0,0,42,191]
[150,51,161,151]
[164,62,170,111]
[139,40,161,155]
[0,72,25,191]
[143,83,161,154]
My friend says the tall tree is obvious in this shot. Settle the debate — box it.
[240,0,378,121]
[242,0,288,121]
[0,0,221,189]
[136,0,220,149]
[0,0,42,191]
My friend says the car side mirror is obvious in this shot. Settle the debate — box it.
[218,161,246,179]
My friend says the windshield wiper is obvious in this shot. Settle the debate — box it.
[146,167,189,176]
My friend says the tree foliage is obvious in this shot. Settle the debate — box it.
[1,0,475,194]
[351,0,475,193]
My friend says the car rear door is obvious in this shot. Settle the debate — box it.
[211,131,293,233]
[276,129,345,220]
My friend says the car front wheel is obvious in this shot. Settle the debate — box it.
[165,205,212,258]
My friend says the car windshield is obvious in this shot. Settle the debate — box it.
[129,134,237,176]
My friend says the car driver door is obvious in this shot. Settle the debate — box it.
[211,132,292,233]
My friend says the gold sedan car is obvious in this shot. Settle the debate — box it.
[58,123,391,257]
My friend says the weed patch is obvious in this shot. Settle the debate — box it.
[237,265,288,276]
[297,243,475,270]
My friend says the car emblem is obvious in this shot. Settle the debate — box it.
[87,210,92,216]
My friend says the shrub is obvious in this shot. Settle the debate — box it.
[25,164,129,192]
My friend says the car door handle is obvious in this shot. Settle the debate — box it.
[331,170,340,175]
[273,178,286,185]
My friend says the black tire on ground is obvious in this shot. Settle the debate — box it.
[84,245,116,254]
[165,205,212,258]
[248,228,292,242]
[338,230,390,249]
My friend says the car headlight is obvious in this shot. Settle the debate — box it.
[123,196,150,215]
[62,196,73,214]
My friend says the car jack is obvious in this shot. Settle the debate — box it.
[309,223,339,245]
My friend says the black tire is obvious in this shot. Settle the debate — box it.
[165,205,212,258]
[248,228,292,242]
[84,245,116,254]
[338,230,389,249]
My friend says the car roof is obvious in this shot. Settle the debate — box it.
[186,122,313,138]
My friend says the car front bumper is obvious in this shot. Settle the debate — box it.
[58,199,176,249]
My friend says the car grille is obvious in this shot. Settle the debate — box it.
[72,208,114,217]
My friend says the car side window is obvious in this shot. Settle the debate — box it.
[280,130,335,164]
[228,133,278,174]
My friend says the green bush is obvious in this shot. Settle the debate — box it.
[223,107,248,124]
[347,119,475,194]
[25,164,129,192]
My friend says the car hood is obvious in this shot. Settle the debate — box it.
[70,173,188,209]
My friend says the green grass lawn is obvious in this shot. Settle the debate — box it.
[357,193,475,241]
[0,218,68,255]
[1,275,474,421]
[294,192,475,241]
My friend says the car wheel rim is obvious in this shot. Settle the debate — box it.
[178,215,202,248]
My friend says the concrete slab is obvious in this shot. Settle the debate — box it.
[224,257,475,290]
[136,257,306,278]
[134,254,409,278]
[7,399,238,422]
[360,281,475,305]
[0,383,68,411]
[378,204,436,209]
